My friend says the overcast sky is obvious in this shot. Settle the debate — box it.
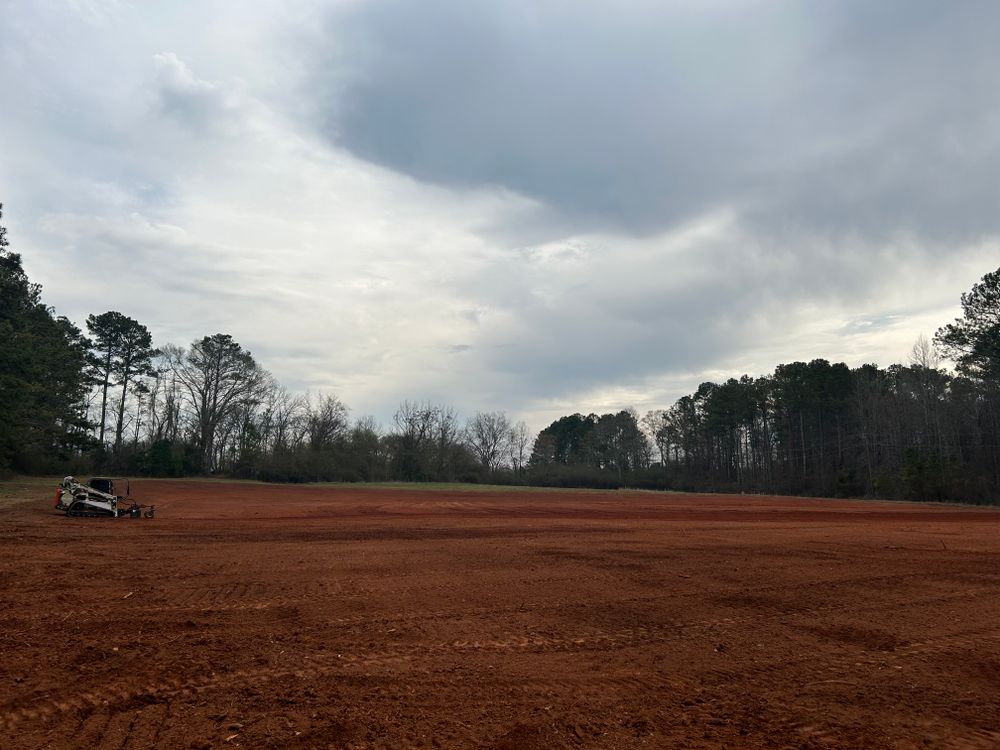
[2,0,998,431]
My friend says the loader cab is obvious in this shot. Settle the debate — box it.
[89,477,129,498]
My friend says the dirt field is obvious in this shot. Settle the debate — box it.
[2,480,1000,749]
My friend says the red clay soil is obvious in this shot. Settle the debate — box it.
[3,480,1000,749]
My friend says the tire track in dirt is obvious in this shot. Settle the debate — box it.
[11,608,945,741]
[11,568,979,630]
[18,672,693,750]
[715,624,1000,687]
[711,625,1000,748]
[3,580,984,727]
[0,623,703,735]
[769,716,1000,750]
[160,581,266,609]
[937,728,1000,749]
[896,625,1000,659]
[703,585,996,625]
[765,700,1000,750]
[4,573,995,741]
[145,567,967,619]
[118,701,166,750]
[327,581,999,635]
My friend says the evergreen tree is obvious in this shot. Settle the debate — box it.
[935,267,1000,382]
[0,205,91,474]
[86,311,158,455]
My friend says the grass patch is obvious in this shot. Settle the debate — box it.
[347,481,610,493]
[0,476,61,505]
[0,474,694,501]
[3,475,633,495]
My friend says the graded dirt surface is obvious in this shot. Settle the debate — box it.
[3,480,1000,749]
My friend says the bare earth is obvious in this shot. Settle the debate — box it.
[2,480,1000,749]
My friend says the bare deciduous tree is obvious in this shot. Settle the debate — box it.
[508,420,532,475]
[910,333,941,371]
[304,393,350,451]
[146,346,184,444]
[434,405,462,478]
[465,410,512,472]
[168,334,268,472]
[392,400,440,480]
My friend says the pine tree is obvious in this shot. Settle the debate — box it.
[0,205,91,474]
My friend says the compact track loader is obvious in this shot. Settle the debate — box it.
[54,476,154,518]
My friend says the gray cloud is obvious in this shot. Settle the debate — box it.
[316,0,1000,243]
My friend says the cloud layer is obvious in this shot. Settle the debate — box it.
[2,1,998,430]
[322,1,1000,242]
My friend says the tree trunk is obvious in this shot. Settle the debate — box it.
[113,357,133,455]
[98,349,112,446]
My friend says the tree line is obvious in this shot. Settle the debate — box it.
[528,272,1000,504]
[2,204,1000,502]
[0,204,534,483]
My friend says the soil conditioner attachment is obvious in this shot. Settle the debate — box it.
[55,476,155,518]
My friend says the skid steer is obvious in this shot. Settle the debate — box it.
[54,476,155,518]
